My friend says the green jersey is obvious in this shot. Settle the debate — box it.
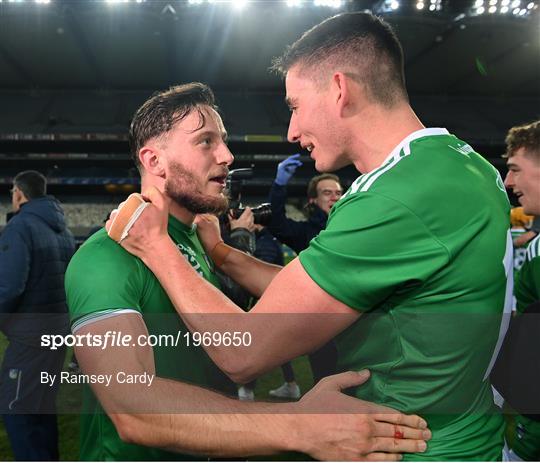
[515,234,540,313]
[65,216,235,461]
[299,128,511,460]
[509,234,540,460]
[512,227,529,282]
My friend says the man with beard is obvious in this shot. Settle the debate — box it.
[65,83,429,461]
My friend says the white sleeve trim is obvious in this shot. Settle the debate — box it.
[71,309,142,333]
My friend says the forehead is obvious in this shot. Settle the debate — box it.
[317,179,341,190]
[507,147,538,167]
[172,105,225,135]
[285,66,319,101]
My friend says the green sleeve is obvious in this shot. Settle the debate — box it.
[299,192,449,311]
[65,231,146,331]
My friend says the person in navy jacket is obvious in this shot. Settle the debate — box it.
[0,170,75,461]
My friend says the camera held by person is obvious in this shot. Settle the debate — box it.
[226,168,272,226]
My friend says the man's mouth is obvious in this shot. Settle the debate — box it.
[209,175,227,186]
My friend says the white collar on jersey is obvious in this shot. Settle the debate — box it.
[378,127,450,170]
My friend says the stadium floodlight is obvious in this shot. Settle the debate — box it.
[519,6,527,12]
[477,5,486,12]
[500,5,509,11]
[527,1,534,7]
[488,4,497,11]
[511,0,520,6]
[35,0,51,3]
[416,1,425,9]
[474,0,484,5]
[390,0,399,9]
[187,0,204,4]
[286,0,302,6]
[231,0,248,9]
[313,0,343,7]
[489,0,497,5]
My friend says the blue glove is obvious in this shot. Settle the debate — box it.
[275,153,303,186]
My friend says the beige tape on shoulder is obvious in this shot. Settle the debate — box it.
[107,193,149,243]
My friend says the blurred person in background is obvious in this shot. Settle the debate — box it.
[0,170,75,461]
[252,220,301,400]
[510,206,539,283]
[217,207,258,400]
[493,120,540,461]
[269,154,342,254]
[268,156,343,392]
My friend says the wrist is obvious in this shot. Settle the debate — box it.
[142,236,176,268]
[277,404,309,454]
[210,241,233,268]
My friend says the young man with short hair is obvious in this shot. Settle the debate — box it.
[498,120,540,461]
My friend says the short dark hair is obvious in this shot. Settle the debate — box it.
[13,170,47,199]
[307,173,341,199]
[129,82,217,170]
[271,12,407,107]
[503,120,540,161]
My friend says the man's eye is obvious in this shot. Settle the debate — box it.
[201,138,211,146]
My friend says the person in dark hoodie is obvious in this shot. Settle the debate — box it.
[0,170,75,461]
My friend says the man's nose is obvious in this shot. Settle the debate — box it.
[217,144,234,166]
[287,114,300,144]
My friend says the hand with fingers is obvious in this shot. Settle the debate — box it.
[193,213,223,255]
[275,153,303,186]
[294,370,430,461]
[105,187,174,266]
[229,207,255,233]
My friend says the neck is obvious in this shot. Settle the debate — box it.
[348,102,425,173]
[141,177,195,227]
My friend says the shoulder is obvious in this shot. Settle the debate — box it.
[67,229,140,278]
[0,215,28,243]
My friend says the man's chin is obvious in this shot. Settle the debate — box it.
[521,201,540,217]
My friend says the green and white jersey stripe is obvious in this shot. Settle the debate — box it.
[72,308,141,333]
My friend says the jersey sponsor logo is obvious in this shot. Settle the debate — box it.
[175,243,203,276]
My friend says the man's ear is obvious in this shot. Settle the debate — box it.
[139,146,165,177]
[331,72,359,118]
